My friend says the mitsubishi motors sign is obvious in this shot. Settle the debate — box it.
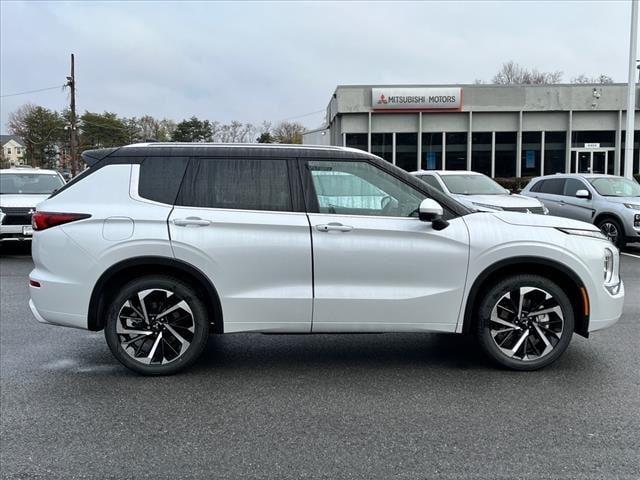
[372,87,462,110]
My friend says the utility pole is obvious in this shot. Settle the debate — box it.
[66,53,78,176]
[624,0,638,179]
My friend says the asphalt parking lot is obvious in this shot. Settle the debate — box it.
[1,243,639,480]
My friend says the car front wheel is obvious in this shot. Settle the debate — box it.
[596,217,625,249]
[104,275,210,375]
[475,274,574,370]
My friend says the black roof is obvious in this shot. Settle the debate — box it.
[80,143,470,217]
[82,143,373,166]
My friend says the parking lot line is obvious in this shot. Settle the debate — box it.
[621,252,640,260]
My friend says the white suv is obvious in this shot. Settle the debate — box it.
[29,144,624,375]
[0,167,65,242]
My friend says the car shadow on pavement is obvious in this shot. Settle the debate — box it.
[192,332,499,373]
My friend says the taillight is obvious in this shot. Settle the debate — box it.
[32,212,91,231]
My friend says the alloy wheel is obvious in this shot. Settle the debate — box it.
[116,288,195,365]
[489,286,564,361]
[600,222,619,245]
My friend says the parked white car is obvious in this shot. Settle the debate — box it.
[0,167,65,242]
[411,170,548,214]
[29,144,623,375]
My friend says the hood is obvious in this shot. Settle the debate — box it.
[0,194,50,208]
[451,193,542,209]
[596,196,640,206]
[491,211,600,231]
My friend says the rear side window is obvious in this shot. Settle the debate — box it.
[416,175,444,193]
[176,158,292,212]
[138,156,189,204]
[539,178,565,195]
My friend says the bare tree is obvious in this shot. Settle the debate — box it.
[571,74,614,84]
[491,60,563,85]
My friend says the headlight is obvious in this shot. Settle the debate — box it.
[556,227,609,241]
[623,203,640,210]
[472,202,503,211]
[604,248,614,283]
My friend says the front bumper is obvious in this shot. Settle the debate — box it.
[0,224,33,241]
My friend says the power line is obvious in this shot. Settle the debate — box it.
[0,85,65,98]
[278,109,325,122]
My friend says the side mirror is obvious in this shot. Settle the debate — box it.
[418,199,449,230]
[503,188,511,195]
[575,189,591,199]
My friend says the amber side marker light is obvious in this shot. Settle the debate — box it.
[579,287,590,317]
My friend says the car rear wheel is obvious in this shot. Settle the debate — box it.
[475,274,574,371]
[596,217,625,249]
[104,275,210,375]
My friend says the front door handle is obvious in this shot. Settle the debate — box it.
[173,217,211,227]
[316,222,353,232]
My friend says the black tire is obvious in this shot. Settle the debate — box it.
[596,217,625,249]
[475,274,574,371]
[104,275,210,375]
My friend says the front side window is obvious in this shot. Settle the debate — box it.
[307,160,425,217]
[0,173,64,194]
[440,174,505,195]
[176,158,292,211]
[563,178,588,197]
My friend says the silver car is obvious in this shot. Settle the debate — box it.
[411,170,548,214]
[0,167,65,243]
[521,174,640,248]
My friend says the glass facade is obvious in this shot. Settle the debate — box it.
[340,121,635,176]
[471,132,492,176]
[494,132,517,178]
[371,133,393,163]
[445,132,467,170]
[621,130,640,175]
[345,133,367,151]
[544,132,566,175]
[395,133,418,171]
[521,131,542,177]
[571,131,615,148]
[421,133,443,170]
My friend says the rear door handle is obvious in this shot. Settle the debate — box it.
[316,222,353,232]
[173,217,211,227]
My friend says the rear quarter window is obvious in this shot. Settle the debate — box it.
[138,157,189,204]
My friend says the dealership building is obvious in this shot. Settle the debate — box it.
[303,84,640,178]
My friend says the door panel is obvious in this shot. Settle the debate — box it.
[169,157,312,333]
[302,159,470,333]
[169,209,313,332]
[560,178,594,223]
[309,214,470,332]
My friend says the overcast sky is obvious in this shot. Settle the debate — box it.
[0,0,637,134]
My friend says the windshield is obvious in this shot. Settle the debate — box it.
[0,173,64,195]
[440,174,506,195]
[589,177,640,197]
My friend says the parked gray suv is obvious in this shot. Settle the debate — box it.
[521,174,640,248]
